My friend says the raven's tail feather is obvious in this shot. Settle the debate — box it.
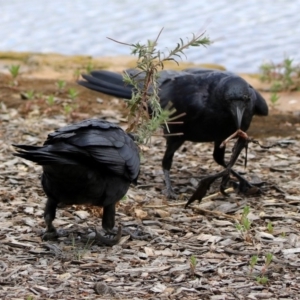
[13,144,76,165]
[78,71,133,99]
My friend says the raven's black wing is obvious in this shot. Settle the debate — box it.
[14,119,140,181]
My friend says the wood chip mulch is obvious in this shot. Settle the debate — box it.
[1,104,300,300]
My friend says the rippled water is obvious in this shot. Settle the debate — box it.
[1,0,300,72]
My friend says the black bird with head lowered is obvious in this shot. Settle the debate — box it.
[13,119,140,245]
[78,68,268,198]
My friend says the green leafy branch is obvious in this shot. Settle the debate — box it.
[108,28,211,143]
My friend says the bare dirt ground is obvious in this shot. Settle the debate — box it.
[0,53,300,299]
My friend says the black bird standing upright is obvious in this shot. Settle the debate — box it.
[13,119,140,245]
[78,68,268,198]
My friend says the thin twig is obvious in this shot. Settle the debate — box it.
[199,187,234,202]
[106,37,132,46]
[166,121,184,125]
[162,132,184,137]
[154,27,164,45]
[168,112,186,121]
[144,187,234,208]
[192,206,239,221]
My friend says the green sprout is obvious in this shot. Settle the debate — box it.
[266,221,273,234]
[73,69,81,80]
[270,93,280,107]
[56,79,66,92]
[63,104,73,114]
[189,255,197,277]
[9,64,21,85]
[236,206,252,242]
[68,88,79,100]
[249,255,258,274]
[236,205,251,231]
[250,253,273,284]
[21,90,35,100]
[71,234,94,260]
[9,64,20,79]
[256,276,268,285]
[47,95,55,106]
[263,253,273,272]
[86,60,94,74]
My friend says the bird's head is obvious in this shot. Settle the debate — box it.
[219,76,252,129]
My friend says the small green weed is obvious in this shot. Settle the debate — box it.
[270,93,280,107]
[86,60,94,74]
[236,206,252,241]
[68,88,79,100]
[47,95,55,105]
[56,79,66,92]
[249,255,258,274]
[189,255,197,277]
[63,104,73,114]
[9,64,20,79]
[266,221,273,234]
[259,57,300,92]
[71,235,94,260]
[249,253,273,285]
[21,90,35,100]
[236,205,251,231]
[73,69,81,80]
[256,276,268,284]
[9,64,20,85]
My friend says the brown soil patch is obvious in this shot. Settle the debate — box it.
[1,52,299,138]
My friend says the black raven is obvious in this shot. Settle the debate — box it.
[78,68,268,198]
[13,119,140,245]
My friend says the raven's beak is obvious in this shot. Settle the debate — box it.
[232,101,245,129]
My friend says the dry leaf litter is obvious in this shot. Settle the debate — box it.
[0,99,300,299]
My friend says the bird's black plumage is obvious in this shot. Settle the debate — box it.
[78,68,268,198]
[13,119,140,244]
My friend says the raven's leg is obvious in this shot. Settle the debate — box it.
[95,204,149,244]
[162,137,185,199]
[42,197,58,241]
[102,204,115,233]
[213,141,262,193]
[213,141,226,167]
[94,204,122,246]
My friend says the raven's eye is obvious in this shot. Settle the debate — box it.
[243,95,250,101]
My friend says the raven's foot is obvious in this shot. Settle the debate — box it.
[232,179,264,196]
[163,169,178,199]
[162,187,178,199]
[94,226,122,246]
[42,228,58,241]
[42,228,69,240]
